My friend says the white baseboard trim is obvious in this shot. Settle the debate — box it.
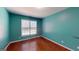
[41,36,74,51]
[4,36,41,51]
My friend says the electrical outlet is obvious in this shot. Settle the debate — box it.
[77,46,79,49]
[61,40,64,43]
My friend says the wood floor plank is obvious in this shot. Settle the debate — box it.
[6,37,70,51]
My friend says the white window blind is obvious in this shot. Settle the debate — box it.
[21,19,37,36]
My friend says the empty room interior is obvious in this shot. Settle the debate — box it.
[0,7,79,51]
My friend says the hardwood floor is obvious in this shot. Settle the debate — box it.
[6,37,70,51]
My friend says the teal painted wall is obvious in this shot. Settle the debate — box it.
[0,8,9,50]
[9,13,42,41]
[43,8,79,50]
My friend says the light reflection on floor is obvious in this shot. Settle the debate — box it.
[22,41,37,51]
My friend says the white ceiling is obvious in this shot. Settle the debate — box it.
[6,7,68,18]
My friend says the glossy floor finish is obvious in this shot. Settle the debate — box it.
[6,37,70,51]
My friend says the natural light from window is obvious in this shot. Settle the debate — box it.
[21,19,37,36]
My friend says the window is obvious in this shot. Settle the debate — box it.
[21,19,37,36]
[30,21,37,35]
